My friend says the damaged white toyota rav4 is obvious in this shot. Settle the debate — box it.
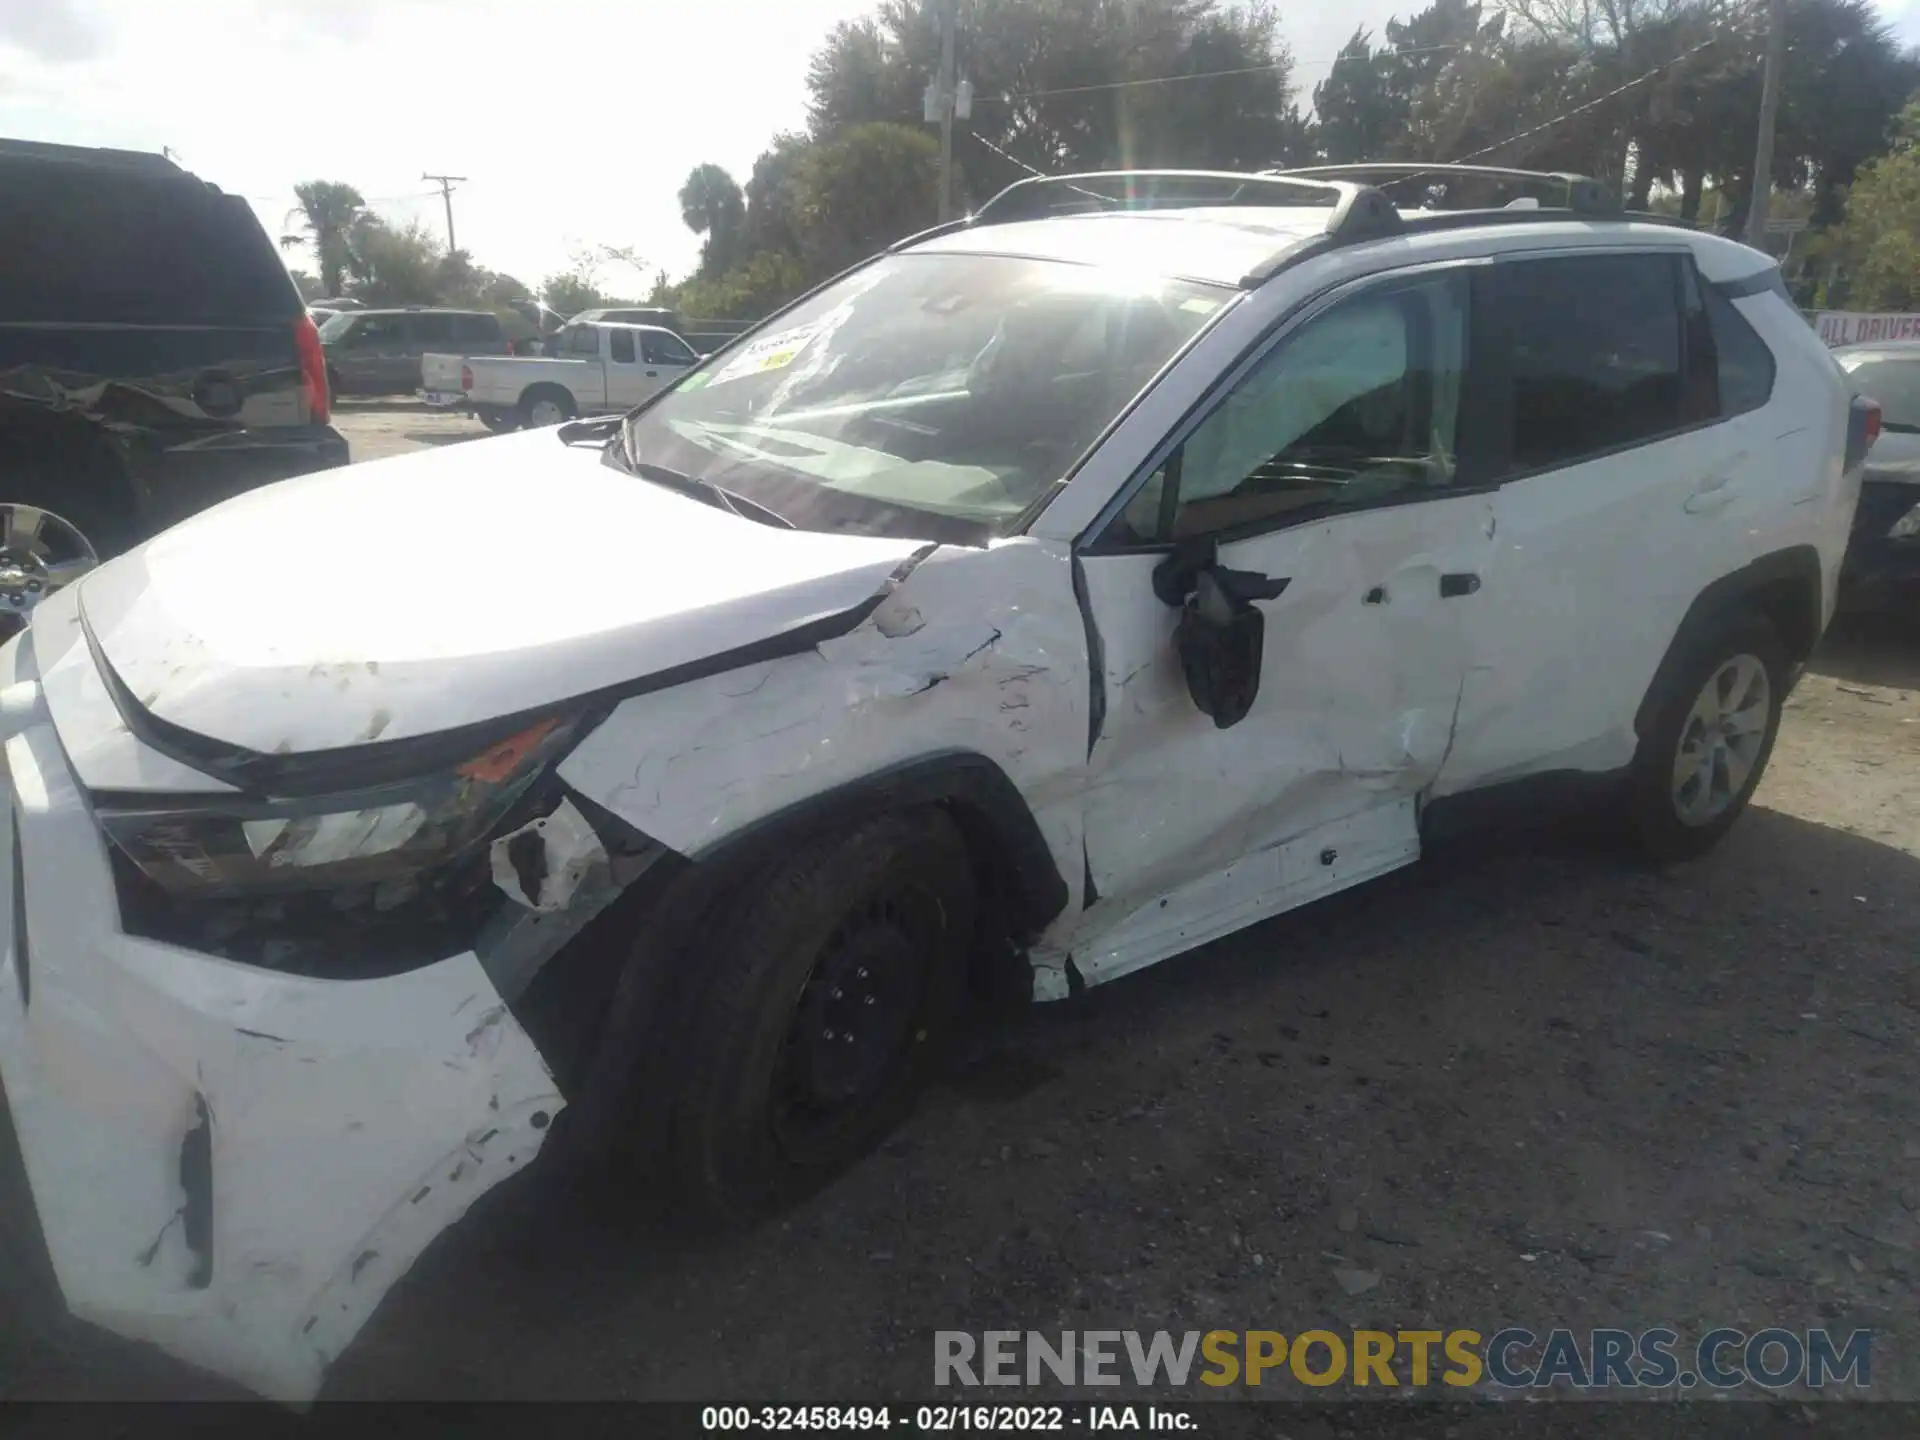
[0,166,1877,1400]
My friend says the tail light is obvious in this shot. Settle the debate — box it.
[294,312,331,424]
[1844,395,1881,473]
[460,364,475,393]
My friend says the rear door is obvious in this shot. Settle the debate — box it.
[1438,248,1774,792]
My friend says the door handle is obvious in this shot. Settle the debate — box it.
[1683,476,1736,514]
[645,369,658,377]
[1439,572,1481,598]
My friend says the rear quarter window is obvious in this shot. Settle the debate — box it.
[0,164,301,324]
[453,313,502,343]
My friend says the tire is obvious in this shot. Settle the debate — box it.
[650,808,977,1227]
[518,387,576,428]
[1627,610,1788,862]
[0,450,130,641]
[477,407,519,434]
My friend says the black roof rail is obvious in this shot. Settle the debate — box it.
[1268,163,1619,215]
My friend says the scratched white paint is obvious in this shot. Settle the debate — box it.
[559,538,1089,897]
[1066,495,1492,932]
[0,710,560,1404]
[74,425,925,754]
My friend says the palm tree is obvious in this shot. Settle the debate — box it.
[677,164,746,275]
[280,181,367,299]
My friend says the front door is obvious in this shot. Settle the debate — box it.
[1066,265,1495,983]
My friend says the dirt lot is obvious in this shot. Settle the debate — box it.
[333,398,490,462]
[7,406,1919,1415]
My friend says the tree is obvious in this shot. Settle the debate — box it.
[287,268,321,300]
[805,0,1300,181]
[541,245,614,315]
[743,132,812,258]
[343,218,446,306]
[791,122,940,274]
[678,164,747,276]
[1315,31,1403,162]
[280,180,366,298]
[1824,96,1920,308]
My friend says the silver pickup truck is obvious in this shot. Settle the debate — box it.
[419,320,699,431]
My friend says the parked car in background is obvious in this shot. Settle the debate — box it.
[1834,339,1920,609]
[424,319,696,429]
[0,137,345,633]
[572,305,683,329]
[319,307,512,396]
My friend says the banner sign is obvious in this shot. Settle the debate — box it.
[1814,311,1920,346]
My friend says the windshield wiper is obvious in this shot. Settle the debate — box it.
[630,460,795,529]
[562,417,793,528]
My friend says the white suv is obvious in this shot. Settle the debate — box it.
[0,165,1876,1400]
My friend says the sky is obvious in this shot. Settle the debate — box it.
[4,0,1919,296]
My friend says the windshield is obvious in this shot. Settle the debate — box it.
[1838,353,1920,432]
[621,252,1230,542]
[317,311,357,343]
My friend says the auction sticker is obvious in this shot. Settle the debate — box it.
[710,322,824,386]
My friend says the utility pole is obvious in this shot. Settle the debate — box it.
[1744,0,1785,248]
[421,172,468,253]
[936,0,957,222]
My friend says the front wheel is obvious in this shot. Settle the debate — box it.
[1627,612,1787,861]
[649,809,978,1227]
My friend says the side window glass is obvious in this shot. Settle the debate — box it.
[643,333,694,366]
[355,316,403,346]
[610,328,636,364]
[1119,272,1469,543]
[1497,254,1683,472]
[567,326,600,356]
[411,313,454,344]
[1703,283,1776,416]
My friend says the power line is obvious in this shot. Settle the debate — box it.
[977,43,1467,105]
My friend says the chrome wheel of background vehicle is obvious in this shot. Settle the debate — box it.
[529,398,567,426]
[0,504,99,639]
[1670,653,1771,827]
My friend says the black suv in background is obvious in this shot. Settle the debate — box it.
[0,138,346,626]
[320,307,513,395]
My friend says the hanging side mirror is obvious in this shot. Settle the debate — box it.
[1151,539,1289,730]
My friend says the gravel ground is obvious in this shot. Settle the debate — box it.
[6,403,1917,1418]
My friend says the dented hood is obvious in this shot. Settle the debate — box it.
[77,427,926,756]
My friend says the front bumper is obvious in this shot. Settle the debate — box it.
[1838,478,1920,609]
[0,638,564,1402]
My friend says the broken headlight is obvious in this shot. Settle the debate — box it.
[96,716,580,899]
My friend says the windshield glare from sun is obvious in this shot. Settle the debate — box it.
[622,252,1229,537]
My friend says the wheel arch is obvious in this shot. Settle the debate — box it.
[1633,544,1823,741]
[532,752,1068,1173]
[0,413,144,547]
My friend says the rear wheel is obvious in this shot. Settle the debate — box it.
[519,387,576,428]
[647,809,977,1226]
[1627,612,1787,861]
[476,407,519,434]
